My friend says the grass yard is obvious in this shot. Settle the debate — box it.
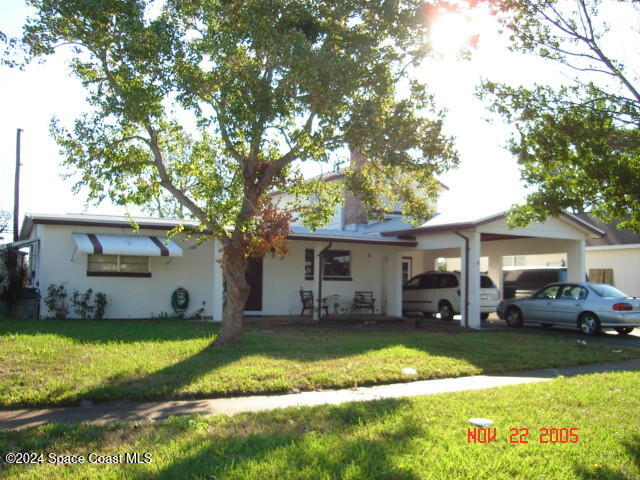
[1,371,638,479]
[0,318,638,408]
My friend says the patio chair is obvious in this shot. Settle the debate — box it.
[299,289,329,317]
[352,291,375,314]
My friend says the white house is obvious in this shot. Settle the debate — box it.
[13,189,605,328]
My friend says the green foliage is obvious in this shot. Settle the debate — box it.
[0,248,28,314]
[479,0,640,232]
[94,292,107,320]
[50,285,108,320]
[71,288,94,319]
[44,283,69,319]
[20,0,457,234]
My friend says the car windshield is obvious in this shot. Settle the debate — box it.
[480,275,495,288]
[590,284,627,298]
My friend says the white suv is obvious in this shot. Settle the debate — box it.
[402,271,500,321]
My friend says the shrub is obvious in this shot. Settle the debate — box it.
[45,284,108,319]
[44,283,69,319]
[94,292,107,320]
[71,288,94,319]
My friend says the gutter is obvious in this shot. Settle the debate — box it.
[454,231,469,329]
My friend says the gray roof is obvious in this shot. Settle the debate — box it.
[20,213,417,246]
[574,214,640,246]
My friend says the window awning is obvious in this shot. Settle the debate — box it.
[72,233,183,257]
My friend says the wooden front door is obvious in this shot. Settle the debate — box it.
[244,258,263,311]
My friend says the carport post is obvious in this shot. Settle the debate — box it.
[460,230,482,329]
[488,255,504,300]
[384,250,403,316]
[566,239,586,283]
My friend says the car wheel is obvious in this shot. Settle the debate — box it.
[579,313,601,336]
[438,301,454,321]
[505,307,523,328]
[615,327,634,336]
[480,312,490,321]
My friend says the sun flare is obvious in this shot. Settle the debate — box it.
[427,5,493,58]
[430,12,475,56]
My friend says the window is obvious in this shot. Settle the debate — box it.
[535,285,560,300]
[591,284,626,298]
[480,275,496,288]
[87,254,151,277]
[304,249,314,280]
[323,250,351,280]
[401,257,413,284]
[404,276,422,290]
[438,274,459,288]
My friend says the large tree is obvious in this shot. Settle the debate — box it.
[478,0,640,232]
[19,0,457,345]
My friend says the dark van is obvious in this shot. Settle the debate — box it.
[503,267,568,299]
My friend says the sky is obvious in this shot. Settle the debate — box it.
[0,0,587,238]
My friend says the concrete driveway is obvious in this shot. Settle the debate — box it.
[483,315,640,348]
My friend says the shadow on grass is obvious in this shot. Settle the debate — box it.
[1,318,636,408]
[1,399,424,480]
[574,433,640,479]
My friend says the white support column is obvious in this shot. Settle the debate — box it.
[488,254,504,301]
[212,239,224,322]
[313,243,322,320]
[384,250,403,317]
[566,239,586,283]
[461,230,482,329]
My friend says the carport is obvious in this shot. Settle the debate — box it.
[380,212,604,328]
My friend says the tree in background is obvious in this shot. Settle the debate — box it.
[0,210,10,241]
[18,0,458,346]
[478,0,640,232]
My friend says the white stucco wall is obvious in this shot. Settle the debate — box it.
[260,240,396,315]
[585,247,640,297]
[34,224,215,319]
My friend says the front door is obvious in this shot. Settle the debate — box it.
[245,258,263,311]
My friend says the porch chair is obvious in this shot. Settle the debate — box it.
[352,291,375,314]
[299,288,329,317]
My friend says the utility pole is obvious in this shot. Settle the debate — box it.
[14,128,23,242]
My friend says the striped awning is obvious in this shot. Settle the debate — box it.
[72,233,183,257]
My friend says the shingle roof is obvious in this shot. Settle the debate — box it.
[574,214,640,246]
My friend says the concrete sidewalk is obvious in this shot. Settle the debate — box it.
[1,359,639,431]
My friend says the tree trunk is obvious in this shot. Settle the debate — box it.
[212,240,250,347]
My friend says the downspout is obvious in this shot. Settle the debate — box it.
[317,241,333,318]
[454,231,469,329]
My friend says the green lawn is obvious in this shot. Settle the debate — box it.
[1,371,638,479]
[0,318,637,408]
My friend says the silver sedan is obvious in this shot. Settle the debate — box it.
[496,282,640,336]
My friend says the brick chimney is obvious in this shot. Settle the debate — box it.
[343,150,368,229]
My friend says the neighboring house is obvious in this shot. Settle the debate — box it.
[12,172,606,327]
